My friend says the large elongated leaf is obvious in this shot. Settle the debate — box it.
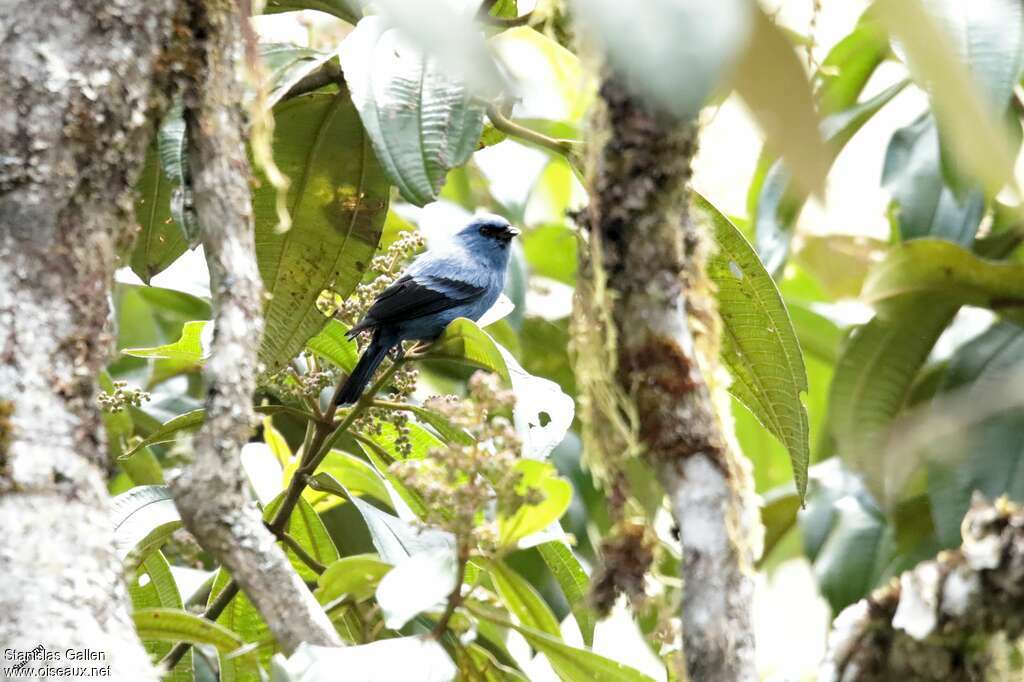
[255,91,389,371]
[111,485,182,564]
[927,321,1024,545]
[425,318,511,381]
[129,552,192,682]
[483,558,561,638]
[733,6,828,199]
[827,295,958,504]
[698,195,810,501]
[208,569,269,682]
[815,15,890,114]
[882,113,984,244]
[862,238,1024,317]
[261,44,338,108]
[537,541,596,646]
[131,144,187,283]
[874,0,1018,195]
[504,622,655,682]
[123,320,209,362]
[339,16,486,206]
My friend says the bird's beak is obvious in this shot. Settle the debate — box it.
[506,226,521,238]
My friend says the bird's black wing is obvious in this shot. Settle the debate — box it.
[348,274,486,335]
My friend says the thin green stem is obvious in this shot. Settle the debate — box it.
[160,581,239,670]
[485,104,580,164]
[432,543,469,639]
[276,530,328,574]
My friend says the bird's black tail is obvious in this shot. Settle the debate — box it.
[337,330,395,405]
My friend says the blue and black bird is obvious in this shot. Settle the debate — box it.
[336,213,520,405]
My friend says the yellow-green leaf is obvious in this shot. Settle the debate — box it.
[255,91,389,372]
[699,194,810,501]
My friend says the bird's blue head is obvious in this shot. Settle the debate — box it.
[454,214,520,268]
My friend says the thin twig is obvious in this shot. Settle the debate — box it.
[277,530,328,574]
[431,544,469,639]
[485,104,580,160]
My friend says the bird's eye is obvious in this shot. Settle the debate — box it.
[479,225,505,238]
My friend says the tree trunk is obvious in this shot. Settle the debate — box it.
[0,1,180,678]
[576,77,761,681]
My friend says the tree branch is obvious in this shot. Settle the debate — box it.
[485,104,582,169]
[822,495,1024,681]
[574,76,760,680]
[166,0,339,656]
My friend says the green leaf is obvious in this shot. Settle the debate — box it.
[522,225,578,285]
[572,0,750,120]
[733,6,828,198]
[155,108,200,245]
[483,558,561,638]
[339,16,486,206]
[261,44,337,108]
[827,295,958,503]
[316,554,392,603]
[111,485,182,567]
[306,319,359,372]
[366,420,445,461]
[926,321,1024,545]
[760,485,801,560]
[882,114,984,244]
[131,144,187,283]
[874,0,1017,195]
[862,239,1024,317]
[499,460,573,547]
[698,194,810,501]
[123,320,208,362]
[537,541,596,647]
[402,405,473,446]
[505,622,656,682]
[265,494,340,580]
[129,552,193,682]
[311,474,454,564]
[302,450,391,510]
[118,405,299,459]
[803,463,889,612]
[255,91,389,372]
[262,0,363,24]
[815,15,890,114]
[119,409,204,458]
[425,318,511,381]
[133,608,247,653]
[208,570,270,681]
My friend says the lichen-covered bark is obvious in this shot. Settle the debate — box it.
[822,495,1024,681]
[166,0,341,654]
[0,1,179,678]
[577,77,759,681]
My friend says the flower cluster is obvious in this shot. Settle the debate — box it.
[259,356,338,406]
[98,381,150,413]
[318,231,425,327]
[389,372,541,552]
